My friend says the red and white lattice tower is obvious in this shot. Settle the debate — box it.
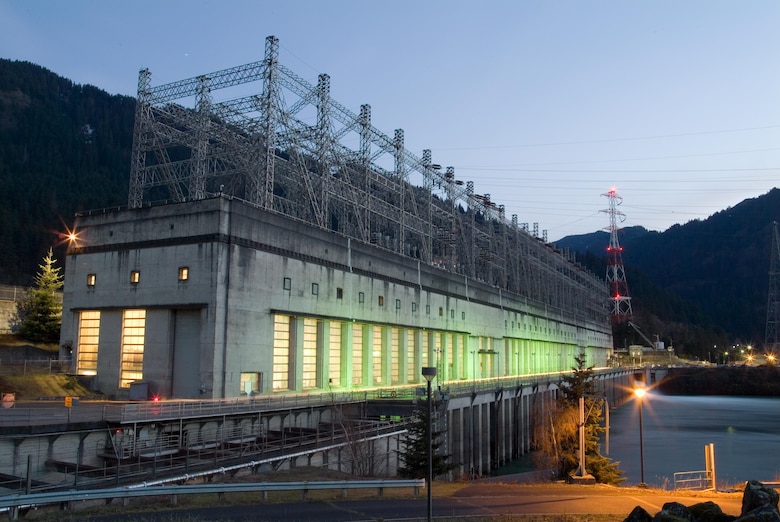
[600,188,633,322]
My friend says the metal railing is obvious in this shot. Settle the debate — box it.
[674,470,713,490]
[0,286,26,302]
[0,479,424,520]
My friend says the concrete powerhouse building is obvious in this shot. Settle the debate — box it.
[59,37,613,400]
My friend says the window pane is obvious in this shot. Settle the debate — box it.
[352,325,363,386]
[77,310,100,375]
[302,318,318,389]
[120,310,145,388]
[328,322,341,387]
[272,314,290,391]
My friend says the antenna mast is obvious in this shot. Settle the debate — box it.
[601,188,633,323]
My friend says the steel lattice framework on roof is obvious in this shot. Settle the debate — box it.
[128,35,608,324]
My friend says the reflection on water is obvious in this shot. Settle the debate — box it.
[603,394,780,487]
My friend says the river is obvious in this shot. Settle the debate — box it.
[603,393,780,488]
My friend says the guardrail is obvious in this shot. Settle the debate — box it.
[0,479,424,520]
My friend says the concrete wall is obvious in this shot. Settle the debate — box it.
[60,197,613,399]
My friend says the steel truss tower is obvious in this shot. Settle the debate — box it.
[127,35,608,322]
[601,188,633,322]
[765,222,780,352]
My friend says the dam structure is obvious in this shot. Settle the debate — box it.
[36,36,619,487]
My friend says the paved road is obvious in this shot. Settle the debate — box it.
[81,483,744,521]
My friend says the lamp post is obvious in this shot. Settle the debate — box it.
[634,386,647,487]
[421,366,437,522]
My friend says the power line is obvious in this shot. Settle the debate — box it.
[455,166,780,174]
[452,147,780,169]
[430,124,780,152]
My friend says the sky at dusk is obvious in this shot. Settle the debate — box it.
[2,0,779,241]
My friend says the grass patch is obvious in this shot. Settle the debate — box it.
[0,374,96,399]
[0,333,58,351]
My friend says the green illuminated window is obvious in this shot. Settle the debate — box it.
[328,322,341,387]
[372,326,382,384]
[352,325,363,385]
[406,330,416,382]
[302,318,318,389]
[391,328,400,383]
[272,314,291,391]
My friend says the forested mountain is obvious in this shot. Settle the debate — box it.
[557,190,780,357]
[1,59,776,357]
[0,59,134,284]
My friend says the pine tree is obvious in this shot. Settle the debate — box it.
[13,248,64,343]
[538,353,624,484]
[397,398,457,479]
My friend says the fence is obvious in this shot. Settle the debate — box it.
[0,358,71,376]
[0,286,27,303]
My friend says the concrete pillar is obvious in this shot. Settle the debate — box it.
[450,408,463,477]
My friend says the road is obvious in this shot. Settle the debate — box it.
[79,483,744,521]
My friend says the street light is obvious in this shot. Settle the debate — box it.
[634,386,647,487]
[421,366,437,522]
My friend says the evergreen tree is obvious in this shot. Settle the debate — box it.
[12,248,64,342]
[398,398,457,479]
[536,353,624,484]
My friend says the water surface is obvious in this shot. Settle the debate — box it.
[604,394,780,487]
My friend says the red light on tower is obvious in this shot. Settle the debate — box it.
[600,188,633,322]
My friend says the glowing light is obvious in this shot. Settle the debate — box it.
[56,224,81,248]
[634,387,646,399]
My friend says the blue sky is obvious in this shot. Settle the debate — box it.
[2,0,779,241]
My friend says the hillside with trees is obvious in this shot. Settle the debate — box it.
[557,190,780,359]
[0,59,134,284]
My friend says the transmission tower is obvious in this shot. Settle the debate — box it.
[125,35,609,321]
[600,188,633,322]
[765,222,780,352]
